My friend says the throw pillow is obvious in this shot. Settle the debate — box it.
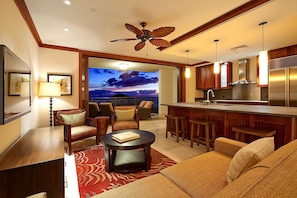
[226,137,275,183]
[60,111,86,127]
[115,109,135,121]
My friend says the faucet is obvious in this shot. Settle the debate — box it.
[204,89,215,103]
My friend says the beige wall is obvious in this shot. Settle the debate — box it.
[38,48,79,127]
[0,1,79,154]
[159,68,178,115]
[186,66,196,102]
[0,0,39,154]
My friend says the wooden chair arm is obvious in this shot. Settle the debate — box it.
[85,117,97,127]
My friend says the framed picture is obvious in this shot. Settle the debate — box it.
[8,72,31,96]
[47,74,72,96]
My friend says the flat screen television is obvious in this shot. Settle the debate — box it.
[0,45,31,125]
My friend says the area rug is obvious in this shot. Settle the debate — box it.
[75,145,176,198]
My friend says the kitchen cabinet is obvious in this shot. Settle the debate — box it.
[196,62,232,90]
[215,62,232,89]
[196,64,215,89]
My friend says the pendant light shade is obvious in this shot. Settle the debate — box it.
[185,50,190,78]
[214,62,220,74]
[214,39,220,74]
[185,68,190,78]
[259,21,268,85]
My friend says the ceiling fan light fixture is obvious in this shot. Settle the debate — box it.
[111,22,175,51]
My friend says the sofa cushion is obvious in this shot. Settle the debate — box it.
[60,111,86,127]
[213,139,297,197]
[115,109,135,121]
[91,174,190,198]
[161,151,232,198]
[226,137,274,183]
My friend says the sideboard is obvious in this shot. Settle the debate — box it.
[0,126,64,198]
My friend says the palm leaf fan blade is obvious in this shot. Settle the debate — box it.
[150,27,175,37]
[150,39,171,47]
[125,23,143,37]
[110,38,138,42]
[134,41,146,51]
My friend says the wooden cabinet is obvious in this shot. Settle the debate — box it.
[0,126,64,198]
[196,64,215,89]
[215,62,232,89]
[196,62,232,90]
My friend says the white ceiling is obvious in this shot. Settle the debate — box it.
[24,0,297,71]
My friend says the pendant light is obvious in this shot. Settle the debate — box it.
[259,21,268,85]
[185,50,190,78]
[214,39,220,74]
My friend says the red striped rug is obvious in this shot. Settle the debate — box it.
[75,145,176,198]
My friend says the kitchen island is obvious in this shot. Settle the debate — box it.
[163,102,297,148]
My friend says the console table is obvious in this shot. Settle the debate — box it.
[0,126,64,198]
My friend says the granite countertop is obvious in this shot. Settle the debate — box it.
[213,100,268,104]
[162,102,297,117]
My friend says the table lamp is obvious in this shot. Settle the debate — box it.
[39,82,61,126]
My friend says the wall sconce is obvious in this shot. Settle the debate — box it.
[39,82,61,126]
[214,39,220,74]
[259,21,268,85]
[185,50,190,78]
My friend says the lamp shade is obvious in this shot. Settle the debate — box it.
[39,82,61,97]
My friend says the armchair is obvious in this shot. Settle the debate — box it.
[111,106,139,132]
[88,102,100,118]
[99,102,114,123]
[138,100,146,108]
[54,109,109,154]
[138,101,154,119]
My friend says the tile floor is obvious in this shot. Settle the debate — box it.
[64,115,207,198]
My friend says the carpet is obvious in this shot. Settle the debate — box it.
[75,145,176,198]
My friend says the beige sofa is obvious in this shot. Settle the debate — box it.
[92,137,297,198]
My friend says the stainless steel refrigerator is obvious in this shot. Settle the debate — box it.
[269,55,297,107]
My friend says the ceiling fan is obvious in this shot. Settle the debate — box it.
[110,22,175,51]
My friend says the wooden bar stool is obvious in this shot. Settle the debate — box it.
[190,119,217,152]
[232,126,276,142]
[165,115,186,142]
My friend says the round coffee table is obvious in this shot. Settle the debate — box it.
[102,129,155,173]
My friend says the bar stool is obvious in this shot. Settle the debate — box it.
[232,126,276,142]
[165,115,186,142]
[190,119,217,152]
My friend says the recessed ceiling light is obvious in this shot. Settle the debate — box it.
[118,63,129,70]
[64,27,70,32]
[64,0,71,5]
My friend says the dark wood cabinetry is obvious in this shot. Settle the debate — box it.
[0,126,64,198]
[196,64,215,89]
[215,62,232,89]
[196,62,232,90]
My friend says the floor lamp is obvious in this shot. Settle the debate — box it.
[39,82,61,127]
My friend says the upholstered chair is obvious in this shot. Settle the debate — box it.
[111,106,139,132]
[54,109,109,154]
[88,102,100,118]
[99,102,114,123]
[138,100,146,108]
[138,101,154,119]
